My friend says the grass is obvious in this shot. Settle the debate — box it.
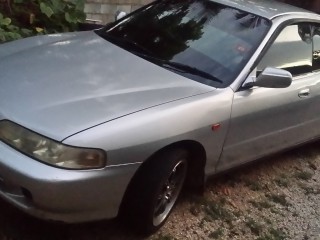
[308,161,317,170]
[233,210,242,218]
[299,183,314,195]
[190,195,235,223]
[244,179,264,191]
[152,234,175,240]
[270,208,280,215]
[245,217,264,236]
[274,177,289,187]
[198,217,206,228]
[218,196,227,205]
[204,201,234,223]
[208,228,224,239]
[257,227,287,240]
[262,216,273,225]
[189,196,208,216]
[267,194,291,207]
[189,204,201,216]
[249,199,273,210]
[294,171,313,181]
[299,183,320,195]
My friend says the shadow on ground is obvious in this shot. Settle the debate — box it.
[0,199,141,240]
[0,200,143,240]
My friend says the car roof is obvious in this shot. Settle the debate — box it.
[213,0,317,20]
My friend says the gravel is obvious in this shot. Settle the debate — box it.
[0,142,319,240]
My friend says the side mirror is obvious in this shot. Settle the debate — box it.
[243,67,292,89]
[115,11,127,21]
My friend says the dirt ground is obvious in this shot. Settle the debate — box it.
[0,142,319,240]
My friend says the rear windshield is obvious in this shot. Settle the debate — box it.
[96,0,271,88]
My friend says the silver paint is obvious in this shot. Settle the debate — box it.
[0,0,320,223]
[0,31,212,141]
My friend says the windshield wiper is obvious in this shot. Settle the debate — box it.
[135,53,222,83]
[161,61,223,83]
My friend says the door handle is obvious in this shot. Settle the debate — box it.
[298,89,310,98]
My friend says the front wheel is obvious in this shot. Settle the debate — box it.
[121,149,188,234]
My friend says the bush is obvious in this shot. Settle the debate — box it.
[0,0,86,43]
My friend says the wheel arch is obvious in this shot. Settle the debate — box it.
[152,140,207,190]
[119,140,207,217]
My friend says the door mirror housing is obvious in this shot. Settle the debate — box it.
[115,11,127,21]
[243,67,292,89]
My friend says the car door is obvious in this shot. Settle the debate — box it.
[216,23,320,172]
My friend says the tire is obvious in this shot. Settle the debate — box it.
[121,148,188,234]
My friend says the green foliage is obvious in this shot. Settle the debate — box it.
[294,171,313,181]
[204,201,234,223]
[257,228,287,240]
[245,217,264,236]
[249,199,273,210]
[0,0,86,43]
[208,228,224,239]
[266,194,291,207]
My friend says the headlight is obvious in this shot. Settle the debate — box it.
[0,120,106,169]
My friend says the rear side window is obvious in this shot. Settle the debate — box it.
[257,24,313,76]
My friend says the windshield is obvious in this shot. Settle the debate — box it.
[96,0,271,88]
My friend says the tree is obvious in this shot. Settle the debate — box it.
[0,0,86,43]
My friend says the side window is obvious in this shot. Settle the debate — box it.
[257,24,313,76]
[312,25,320,71]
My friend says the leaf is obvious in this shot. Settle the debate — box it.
[65,10,86,24]
[1,0,87,42]
[0,32,6,42]
[6,24,19,32]
[75,0,85,11]
[5,31,22,41]
[65,12,77,24]
[21,28,33,35]
[67,0,84,11]
[40,2,54,18]
[75,11,86,22]
[35,27,44,33]
[51,0,65,12]
[64,12,72,23]
[0,18,12,26]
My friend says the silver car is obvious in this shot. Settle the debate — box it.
[0,0,319,234]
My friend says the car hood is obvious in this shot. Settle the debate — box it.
[0,31,213,141]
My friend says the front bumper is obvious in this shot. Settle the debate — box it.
[0,141,141,223]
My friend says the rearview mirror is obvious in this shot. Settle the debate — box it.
[253,67,292,88]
